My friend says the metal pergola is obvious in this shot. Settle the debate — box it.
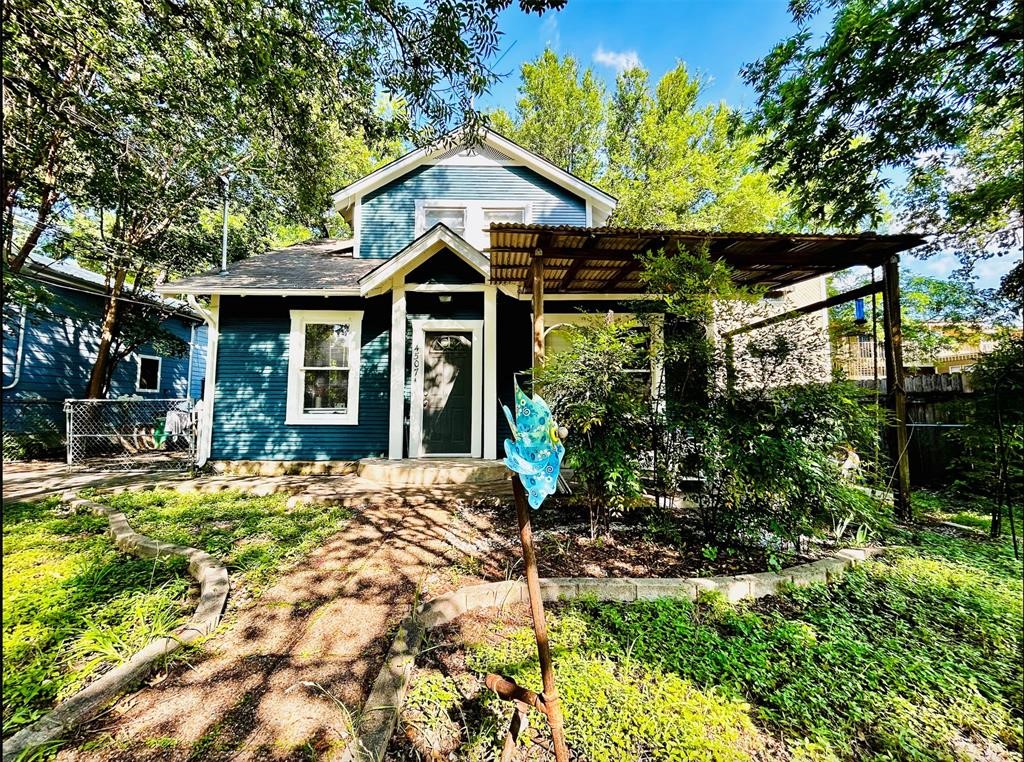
[487,224,927,519]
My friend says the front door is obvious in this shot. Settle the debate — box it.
[422,331,473,454]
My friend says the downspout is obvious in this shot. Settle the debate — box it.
[185,322,196,400]
[3,309,27,390]
[187,294,219,468]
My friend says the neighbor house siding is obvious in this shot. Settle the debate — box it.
[359,164,588,259]
[211,295,390,461]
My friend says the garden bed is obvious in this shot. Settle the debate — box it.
[98,488,354,600]
[2,497,192,739]
[446,498,833,584]
[391,515,1023,761]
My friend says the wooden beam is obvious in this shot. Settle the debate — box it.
[556,235,597,291]
[532,254,545,366]
[881,256,912,521]
[725,280,885,337]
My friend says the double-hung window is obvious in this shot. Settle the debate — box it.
[286,310,363,425]
[416,201,530,250]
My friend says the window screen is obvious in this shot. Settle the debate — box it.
[423,207,466,236]
[138,357,160,391]
[301,323,352,413]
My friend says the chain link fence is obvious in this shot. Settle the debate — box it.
[65,398,197,470]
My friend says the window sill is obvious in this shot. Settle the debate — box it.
[285,414,359,426]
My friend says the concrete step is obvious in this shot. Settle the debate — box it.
[357,458,509,487]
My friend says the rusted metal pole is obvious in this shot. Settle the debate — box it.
[881,256,912,521]
[512,474,569,761]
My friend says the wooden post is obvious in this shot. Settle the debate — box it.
[511,475,569,762]
[531,253,545,367]
[881,256,912,521]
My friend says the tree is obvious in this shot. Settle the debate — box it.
[744,0,1022,285]
[492,52,791,230]
[3,0,565,397]
[489,49,605,182]
[604,65,790,230]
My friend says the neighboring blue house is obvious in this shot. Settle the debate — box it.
[2,256,208,457]
[157,128,912,468]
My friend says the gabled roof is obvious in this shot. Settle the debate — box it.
[331,127,617,217]
[155,239,375,296]
[359,224,488,296]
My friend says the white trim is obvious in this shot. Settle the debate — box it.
[409,319,484,458]
[352,200,362,258]
[286,309,363,426]
[405,283,488,293]
[135,354,162,393]
[189,295,218,466]
[359,225,489,296]
[585,201,593,227]
[483,286,497,459]
[331,127,616,214]
[388,283,407,459]
[518,292,662,301]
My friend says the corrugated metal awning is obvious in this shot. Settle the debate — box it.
[487,224,925,293]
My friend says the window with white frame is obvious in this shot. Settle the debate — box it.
[543,313,664,394]
[286,310,363,425]
[137,355,161,392]
[416,200,530,250]
[422,206,466,237]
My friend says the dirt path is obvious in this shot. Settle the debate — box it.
[56,497,491,761]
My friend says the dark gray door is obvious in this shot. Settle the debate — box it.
[422,331,473,454]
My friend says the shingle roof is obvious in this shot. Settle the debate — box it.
[155,239,377,294]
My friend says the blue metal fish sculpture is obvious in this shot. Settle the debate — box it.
[502,380,565,509]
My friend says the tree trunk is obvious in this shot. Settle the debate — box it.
[85,268,128,398]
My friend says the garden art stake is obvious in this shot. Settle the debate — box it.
[487,381,570,762]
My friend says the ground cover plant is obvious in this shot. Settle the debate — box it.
[2,497,191,738]
[395,498,1023,761]
[100,488,354,593]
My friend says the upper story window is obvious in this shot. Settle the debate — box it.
[416,200,530,250]
[137,355,161,393]
[286,310,363,425]
[423,207,466,237]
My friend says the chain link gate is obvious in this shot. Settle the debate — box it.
[65,398,197,470]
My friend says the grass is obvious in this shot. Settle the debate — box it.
[99,488,354,592]
[2,497,190,738]
[409,496,1023,761]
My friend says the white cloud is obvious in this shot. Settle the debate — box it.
[541,14,560,50]
[593,45,642,72]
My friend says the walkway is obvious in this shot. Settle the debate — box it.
[2,462,504,760]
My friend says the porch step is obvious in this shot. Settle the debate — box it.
[357,458,509,488]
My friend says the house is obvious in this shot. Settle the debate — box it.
[2,255,207,458]
[157,128,921,470]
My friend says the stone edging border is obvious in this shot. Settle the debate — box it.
[2,492,230,762]
[340,546,885,762]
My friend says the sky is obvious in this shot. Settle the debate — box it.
[475,0,1018,290]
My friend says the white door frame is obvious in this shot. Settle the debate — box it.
[409,319,484,458]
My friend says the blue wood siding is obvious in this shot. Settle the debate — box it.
[360,165,588,259]
[211,295,390,461]
[2,284,205,436]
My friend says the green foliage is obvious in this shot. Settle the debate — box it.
[459,519,1022,760]
[745,0,1022,284]
[533,317,651,537]
[2,497,190,737]
[489,48,605,182]
[492,52,792,230]
[103,489,353,590]
[949,332,1024,537]
[692,381,888,548]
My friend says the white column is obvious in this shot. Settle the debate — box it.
[197,295,219,466]
[483,284,497,459]
[388,280,406,459]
